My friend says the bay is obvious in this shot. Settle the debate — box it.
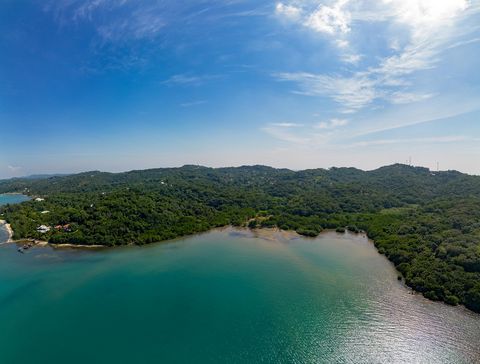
[0,193,30,206]
[0,222,479,363]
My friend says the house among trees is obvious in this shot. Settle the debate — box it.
[37,225,50,233]
[55,224,72,232]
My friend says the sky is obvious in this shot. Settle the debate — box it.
[1,0,480,178]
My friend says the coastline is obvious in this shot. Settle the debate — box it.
[0,221,104,249]
[14,239,105,249]
[1,220,475,314]
[0,220,14,243]
[50,242,105,249]
[0,223,367,250]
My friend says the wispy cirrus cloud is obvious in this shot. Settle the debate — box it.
[274,0,480,115]
[314,118,348,129]
[352,97,480,137]
[95,9,166,43]
[270,122,304,127]
[262,118,347,146]
[45,1,189,45]
[7,165,22,172]
[389,91,436,105]
[162,74,223,86]
[348,135,478,148]
[262,122,311,144]
[7,165,22,176]
[274,71,378,111]
[262,120,479,151]
[46,0,267,44]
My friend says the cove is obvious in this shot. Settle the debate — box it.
[0,226,479,363]
[0,193,30,206]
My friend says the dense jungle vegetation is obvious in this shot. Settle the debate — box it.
[1,164,479,312]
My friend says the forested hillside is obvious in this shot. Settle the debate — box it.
[1,164,480,312]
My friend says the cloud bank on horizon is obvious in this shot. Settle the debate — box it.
[1,0,480,177]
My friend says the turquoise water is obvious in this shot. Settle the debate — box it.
[0,197,479,363]
[0,193,30,206]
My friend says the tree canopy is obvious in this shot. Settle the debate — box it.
[1,164,480,312]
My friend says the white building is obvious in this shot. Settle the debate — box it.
[37,225,50,233]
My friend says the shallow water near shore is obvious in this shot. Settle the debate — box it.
[0,224,479,364]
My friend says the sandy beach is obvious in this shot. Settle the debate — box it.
[16,239,105,249]
[0,220,14,243]
[49,243,105,249]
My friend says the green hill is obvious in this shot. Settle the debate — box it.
[1,164,480,312]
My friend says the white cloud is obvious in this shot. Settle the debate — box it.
[275,0,353,37]
[7,165,22,172]
[304,0,351,34]
[273,0,478,113]
[275,71,377,110]
[383,0,468,33]
[341,53,362,64]
[335,39,349,48]
[389,91,435,104]
[270,122,304,127]
[275,3,302,20]
[315,118,348,129]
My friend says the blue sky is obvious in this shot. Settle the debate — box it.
[1,0,480,178]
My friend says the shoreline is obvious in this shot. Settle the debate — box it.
[0,215,105,249]
[0,223,368,250]
[0,220,14,243]
[0,222,104,249]
[12,238,105,249]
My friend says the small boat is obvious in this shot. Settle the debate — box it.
[17,248,24,254]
